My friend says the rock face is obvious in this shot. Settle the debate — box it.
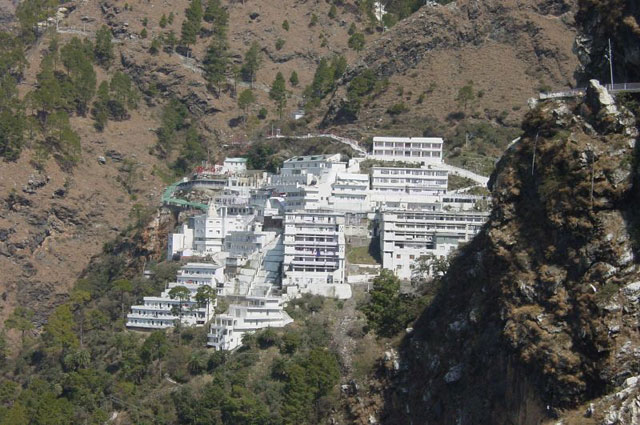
[574,0,640,84]
[383,86,640,424]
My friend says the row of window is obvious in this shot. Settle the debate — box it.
[373,142,442,149]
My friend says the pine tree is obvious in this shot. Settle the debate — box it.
[204,0,229,38]
[237,89,255,124]
[241,42,261,86]
[168,11,175,24]
[269,72,287,119]
[159,13,167,28]
[203,37,229,96]
[289,70,299,87]
[94,25,114,68]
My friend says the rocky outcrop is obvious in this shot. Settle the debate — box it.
[383,85,640,424]
[574,0,640,84]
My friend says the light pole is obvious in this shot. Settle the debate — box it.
[606,38,614,88]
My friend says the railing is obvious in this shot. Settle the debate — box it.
[540,82,640,99]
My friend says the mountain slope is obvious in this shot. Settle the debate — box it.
[382,81,640,424]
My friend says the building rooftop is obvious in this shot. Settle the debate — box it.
[373,136,444,143]
[283,153,340,163]
[224,157,248,163]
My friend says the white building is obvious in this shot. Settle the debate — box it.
[168,203,257,258]
[370,137,444,164]
[329,172,371,213]
[370,166,448,196]
[207,285,293,351]
[378,203,489,280]
[282,211,350,299]
[126,262,223,329]
[222,157,248,174]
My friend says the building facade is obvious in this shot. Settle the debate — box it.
[378,203,489,280]
[282,211,350,298]
[370,136,444,164]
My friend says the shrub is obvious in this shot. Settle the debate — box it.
[275,38,285,50]
[386,102,409,115]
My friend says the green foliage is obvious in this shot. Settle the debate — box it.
[275,38,285,50]
[335,68,380,122]
[386,102,409,115]
[237,89,256,121]
[5,307,34,344]
[456,80,475,110]
[310,13,318,26]
[180,0,203,51]
[348,32,365,51]
[257,107,268,119]
[140,28,148,39]
[328,4,338,18]
[149,37,162,54]
[289,70,299,87]
[204,0,229,37]
[164,30,178,52]
[60,37,97,115]
[94,26,114,68]
[270,72,287,119]
[241,42,262,85]
[43,304,79,354]
[15,0,57,42]
[159,13,168,28]
[348,22,356,35]
[360,269,420,337]
[203,36,229,94]
[304,55,347,106]
[282,20,290,31]
[168,11,175,24]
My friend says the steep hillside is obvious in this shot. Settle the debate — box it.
[381,81,640,424]
[321,0,578,131]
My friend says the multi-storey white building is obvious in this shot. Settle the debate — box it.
[126,262,222,329]
[378,203,489,280]
[329,173,371,212]
[370,136,444,164]
[167,203,256,258]
[282,211,350,299]
[207,285,293,351]
[370,166,448,196]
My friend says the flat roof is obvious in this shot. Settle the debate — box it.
[224,157,248,163]
[373,136,444,143]
[283,153,340,163]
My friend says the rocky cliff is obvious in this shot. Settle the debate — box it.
[383,82,640,424]
[574,0,640,84]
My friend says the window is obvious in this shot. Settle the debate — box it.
[396,254,401,259]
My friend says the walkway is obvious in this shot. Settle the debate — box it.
[437,163,489,186]
[266,133,367,156]
[540,82,640,99]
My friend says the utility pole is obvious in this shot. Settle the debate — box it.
[607,38,614,88]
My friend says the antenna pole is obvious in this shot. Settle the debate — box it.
[608,38,614,88]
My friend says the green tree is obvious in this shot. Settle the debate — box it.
[181,0,203,55]
[140,27,148,39]
[91,81,110,131]
[241,42,261,86]
[289,70,299,87]
[269,71,287,119]
[45,110,81,170]
[164,30,178,52]
[169,285,190,344]
[328,4,337,19]
[168,11,175,24]
[142,17,148,27]
[94,25,114,68]
[275,38,285,51]
[360,269,417,337]
[237,89,255,124]
[15,0,57,42]
[204,0,229,37]
[43,304,79,354]
[60,37,97,115]
[282,20,289,31]
[140,330,169,375]
[159,13,168,28]
[194,285,217,322]
[348,22,356,35]
[113,278,133,321]
[348,32,365,51]
[203,37,229,95]
[150,37,162,54]
[5,307,34,346]
[310,13,318,26]
[456,80,475,111]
